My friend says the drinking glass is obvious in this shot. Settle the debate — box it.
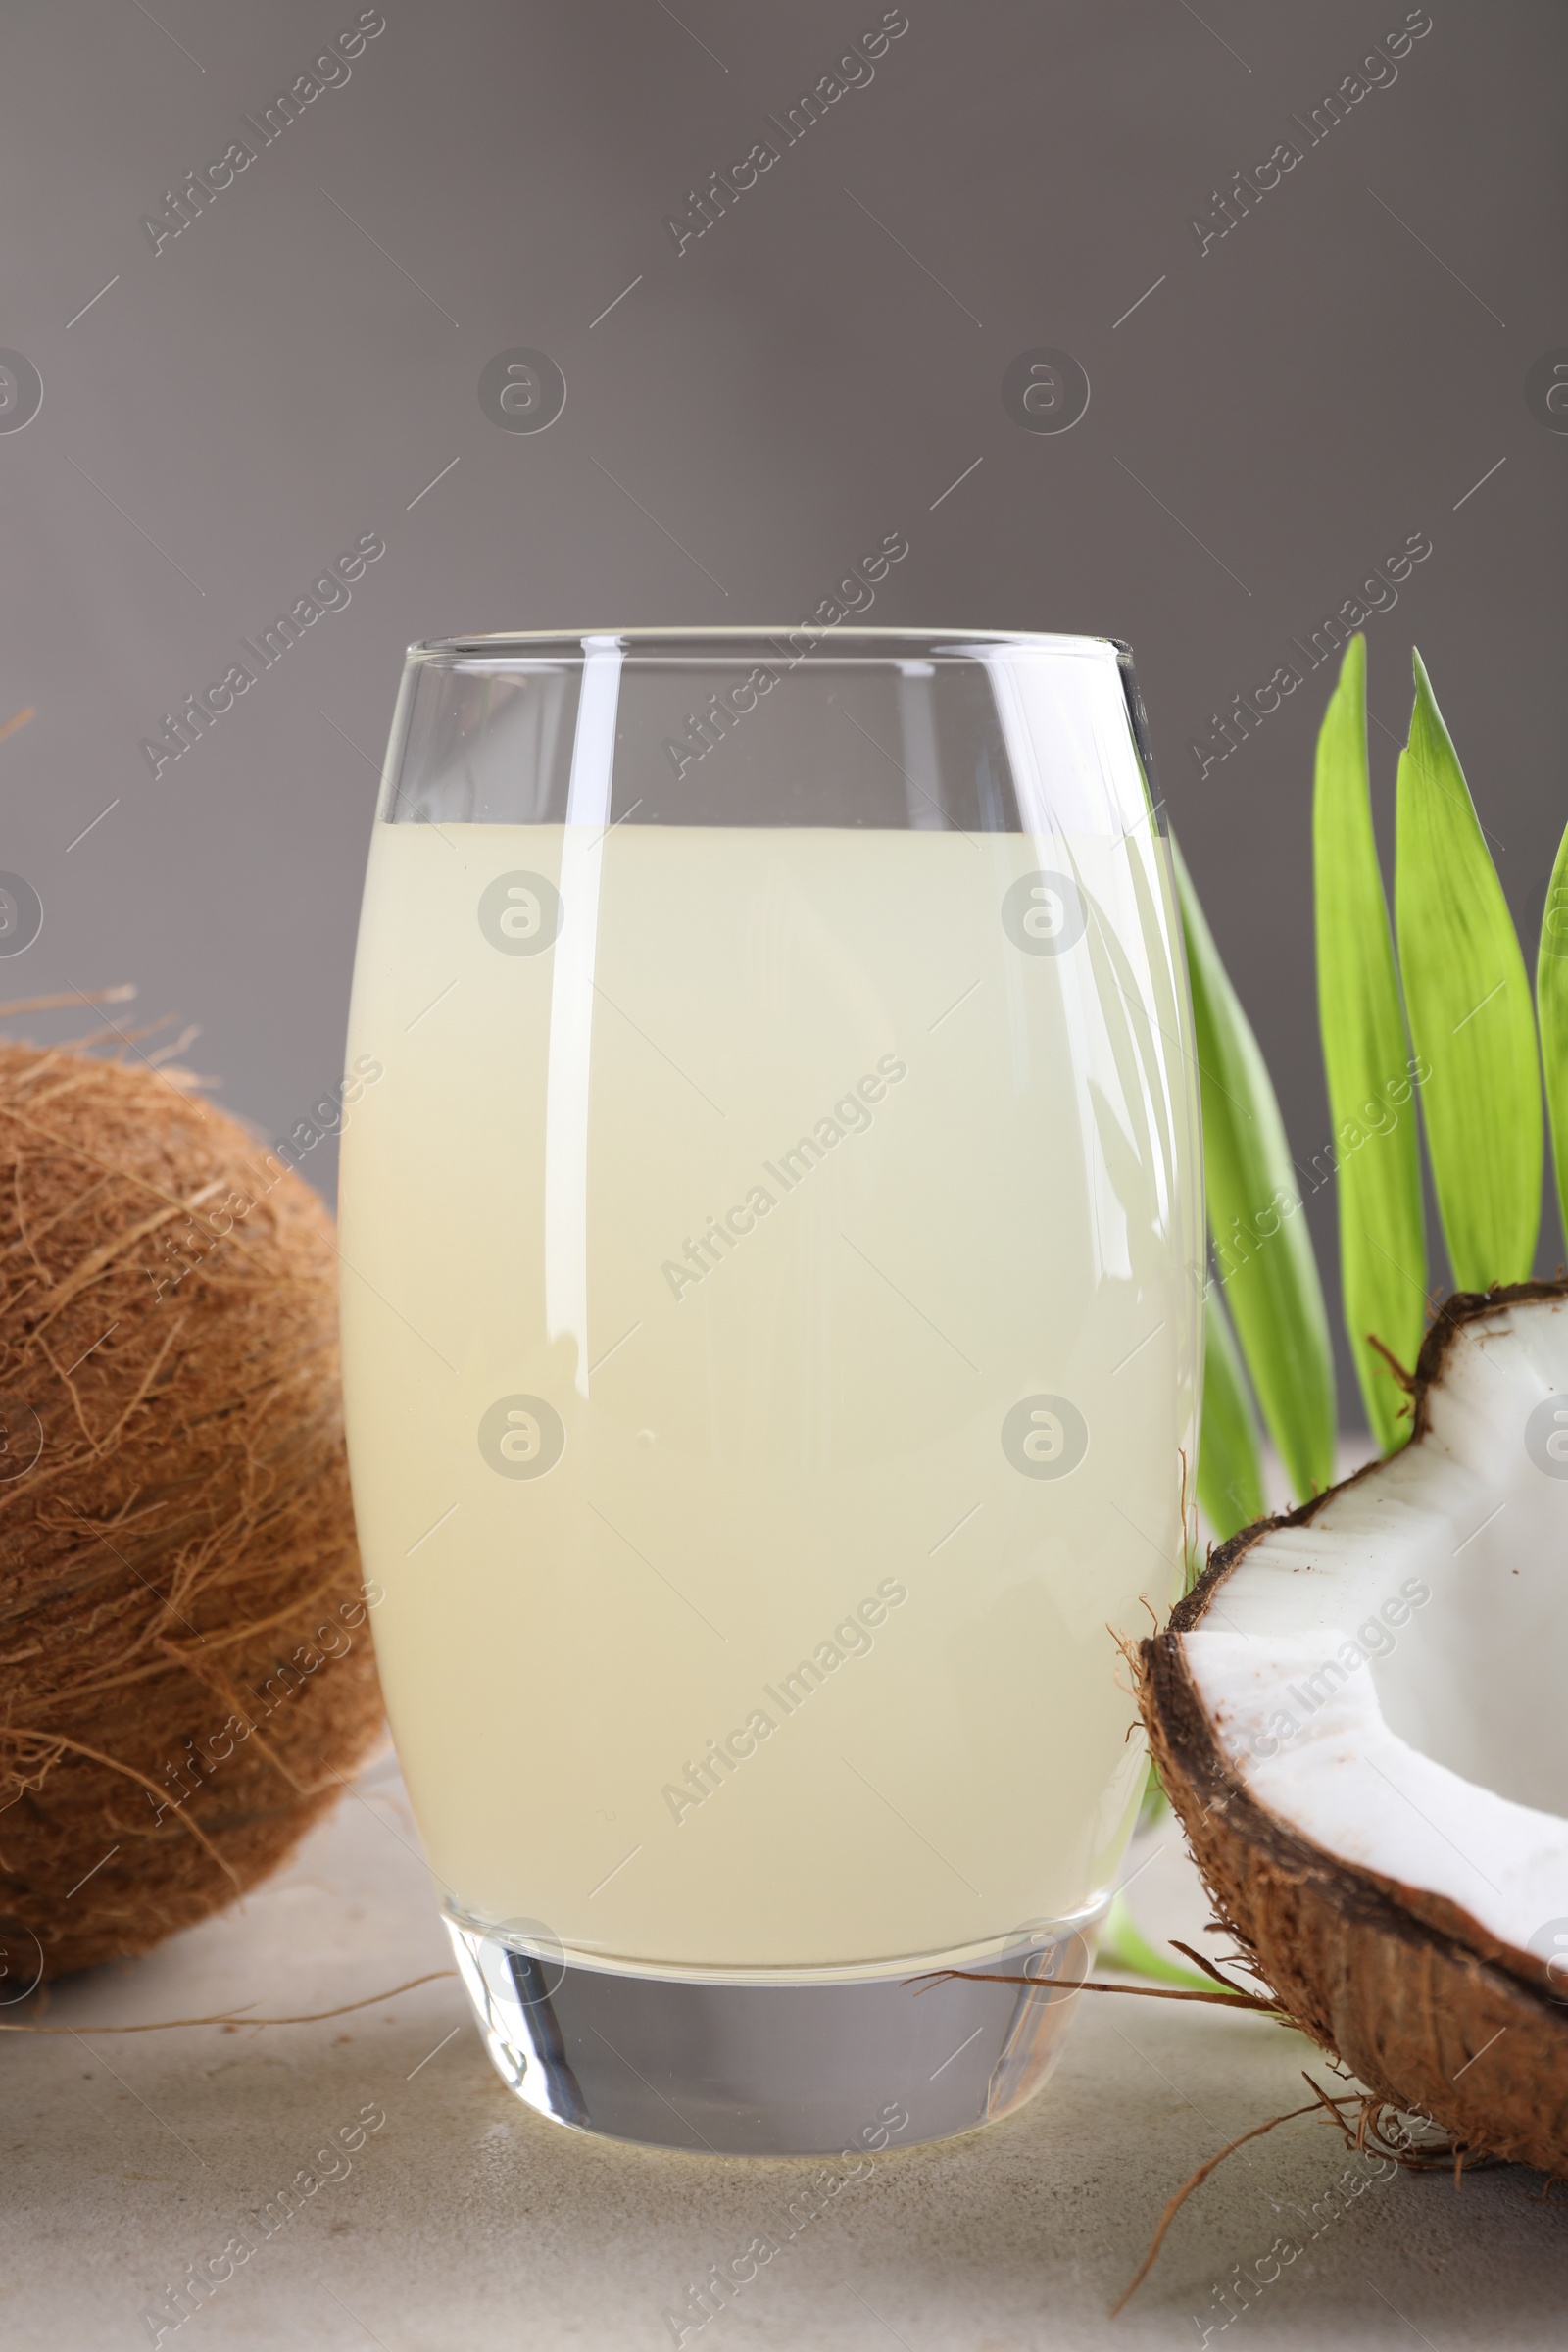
[337,629,1201,2154]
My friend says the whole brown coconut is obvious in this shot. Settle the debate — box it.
[0,1039,383,1983]
[1139,1283,1568,2175]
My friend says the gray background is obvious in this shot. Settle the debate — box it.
[2,0,1563,1426]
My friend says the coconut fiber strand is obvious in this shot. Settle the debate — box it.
[0,1042,383,1981]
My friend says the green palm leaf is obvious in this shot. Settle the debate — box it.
[1173,838,1337,1503]
[1538,818,1568,1250]
[1395,651,1542,1291]
[1312,636,1427,1448]
[1197,1280,1264,1542]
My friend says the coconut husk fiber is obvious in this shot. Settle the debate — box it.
[0,1034,383,1982]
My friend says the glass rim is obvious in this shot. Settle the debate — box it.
[405,627,1133,667]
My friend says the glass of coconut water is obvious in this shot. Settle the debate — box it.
[338,630,1201,2154]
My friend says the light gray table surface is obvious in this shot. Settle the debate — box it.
[6,1737,1563,2352]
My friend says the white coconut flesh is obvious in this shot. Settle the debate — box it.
[1181,1294,1568,1970]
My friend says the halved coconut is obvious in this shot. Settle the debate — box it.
[1139,1281,1568,2172]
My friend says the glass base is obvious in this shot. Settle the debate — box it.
[445,1906,1103,2156]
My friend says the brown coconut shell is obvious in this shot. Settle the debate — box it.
[1138,1281,1568,2175]
[0,1039,383,1981]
